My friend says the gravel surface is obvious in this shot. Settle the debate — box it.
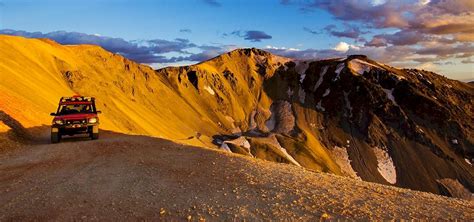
[0,132,473,221]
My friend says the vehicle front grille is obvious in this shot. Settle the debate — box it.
[66,119,87,125]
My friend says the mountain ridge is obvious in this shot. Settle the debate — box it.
[0,35,472,197]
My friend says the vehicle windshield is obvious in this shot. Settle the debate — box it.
[58,104,94,115]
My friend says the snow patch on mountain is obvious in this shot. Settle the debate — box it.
[221,136,253,157]
[298,88,305,104]
[223,136,251,149]
[343,91,353,118]
[295,61,309,83]
[313,66,328,92]
[331,146,362,180]
[382,88,398,106]
[333,63,345,81]
[266,135,301,166]
[316,101,325,112]
[265,111,276,132]
[373,147,397,184]
[235,137,251,149]
[300,73,306,83]
[465,159,472,166]
[322,88,331,97]
[220,143,231,152]
[287,87,294,98]
[349,59,381,75]
[337,57,347,61]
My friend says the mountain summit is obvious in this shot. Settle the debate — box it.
[0,35,472,197]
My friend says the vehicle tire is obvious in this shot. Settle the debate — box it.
[51,132,60,143]
[90,132,99,140]
[90,126,99,140]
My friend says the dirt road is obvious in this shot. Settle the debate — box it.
[0,131,473,221]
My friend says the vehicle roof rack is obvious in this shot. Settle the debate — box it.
[60,96,95,103]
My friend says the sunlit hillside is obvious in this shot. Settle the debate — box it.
[0,35,223,147]
[1,35,473,197]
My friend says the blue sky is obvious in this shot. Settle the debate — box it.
[0,0,473,80]
[1,0,338,48]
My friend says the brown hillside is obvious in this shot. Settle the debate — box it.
[0,35,472,196]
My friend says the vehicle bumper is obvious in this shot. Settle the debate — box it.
[51,124,99,134]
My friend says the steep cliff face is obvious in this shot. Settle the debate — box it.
[1,35,472,196]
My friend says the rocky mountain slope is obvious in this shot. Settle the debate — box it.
[0,35,472,197]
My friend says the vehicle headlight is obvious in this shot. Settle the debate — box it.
[54,119,64,125]
[88,117,97,124]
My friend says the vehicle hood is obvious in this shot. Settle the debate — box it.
[53,113,97,121]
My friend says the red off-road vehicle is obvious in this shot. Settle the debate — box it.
[50,96,101,143]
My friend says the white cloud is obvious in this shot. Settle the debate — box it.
[333,42,361,52]
[419,0,430,5]
[350,45,361,50]
[334,42,350,52]
[371,0,387,6]
[265,45,300,51]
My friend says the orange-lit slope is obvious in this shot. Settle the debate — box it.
[1,35,473,196]
[0,35,221,147]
